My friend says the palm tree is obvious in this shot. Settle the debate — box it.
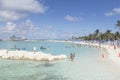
[116,20,120,31]
[104,30,113,40]
[94,29,100,40]
[95,29,99,34]
[88,34,92,40]
[114,31,120,40]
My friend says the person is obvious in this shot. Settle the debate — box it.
[114,44,116,50]
[14,45,17,50]
[70,53,73,61]
[73,52,75,58]
[14,45,16,48]
[70,53,75,62]
[33,47,36,54]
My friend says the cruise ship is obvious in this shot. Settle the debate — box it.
[8,35,27,41]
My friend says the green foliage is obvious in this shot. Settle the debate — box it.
[73,29,120,41]
[116,20,120,32]
[72,20,120,41]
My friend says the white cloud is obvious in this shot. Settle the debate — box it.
[113,8,120,13]
[105,8,120,16]
[0,20,54,39]
[65,15,81,22]
[0,10,25,21]
[0,19,37,35]
[23,19,34,28]
[5,22,16,31]
[0,20,73,39]
[104,12,114,16]
[0,0,47,21]
[22,19,39,33]
[2,22,16,33]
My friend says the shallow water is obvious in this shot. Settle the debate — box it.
[0,41,120,80]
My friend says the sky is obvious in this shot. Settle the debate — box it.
[0,0,120,39]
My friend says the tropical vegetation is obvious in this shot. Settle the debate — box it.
[72,20,120,41]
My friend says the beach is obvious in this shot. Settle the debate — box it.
[0,40,120,65]
[0,40,120,80]
[71,40,120,65]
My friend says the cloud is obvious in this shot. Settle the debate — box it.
[105,8,120,16]
[65,15,81,22]
[0,0,47,21]
[23,19,35,29]
[5,22,16,31]
[1,22,16,33]
[46,25,53,29]
[0,19,38,35]
[22,19,39,33]
[0,19,74,39]
[104,12,114,16]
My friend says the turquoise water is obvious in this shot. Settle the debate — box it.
[0,41,120,80]
[0,41,75,55]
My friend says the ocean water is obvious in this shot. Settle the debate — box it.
[0,41,120,80]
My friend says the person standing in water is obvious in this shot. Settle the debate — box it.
[70,53,75,62]
[33,47,36,54]
[70,53,73,61]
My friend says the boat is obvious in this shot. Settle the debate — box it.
[8,35,27,41]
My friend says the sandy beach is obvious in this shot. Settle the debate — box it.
[72,41,120,66]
